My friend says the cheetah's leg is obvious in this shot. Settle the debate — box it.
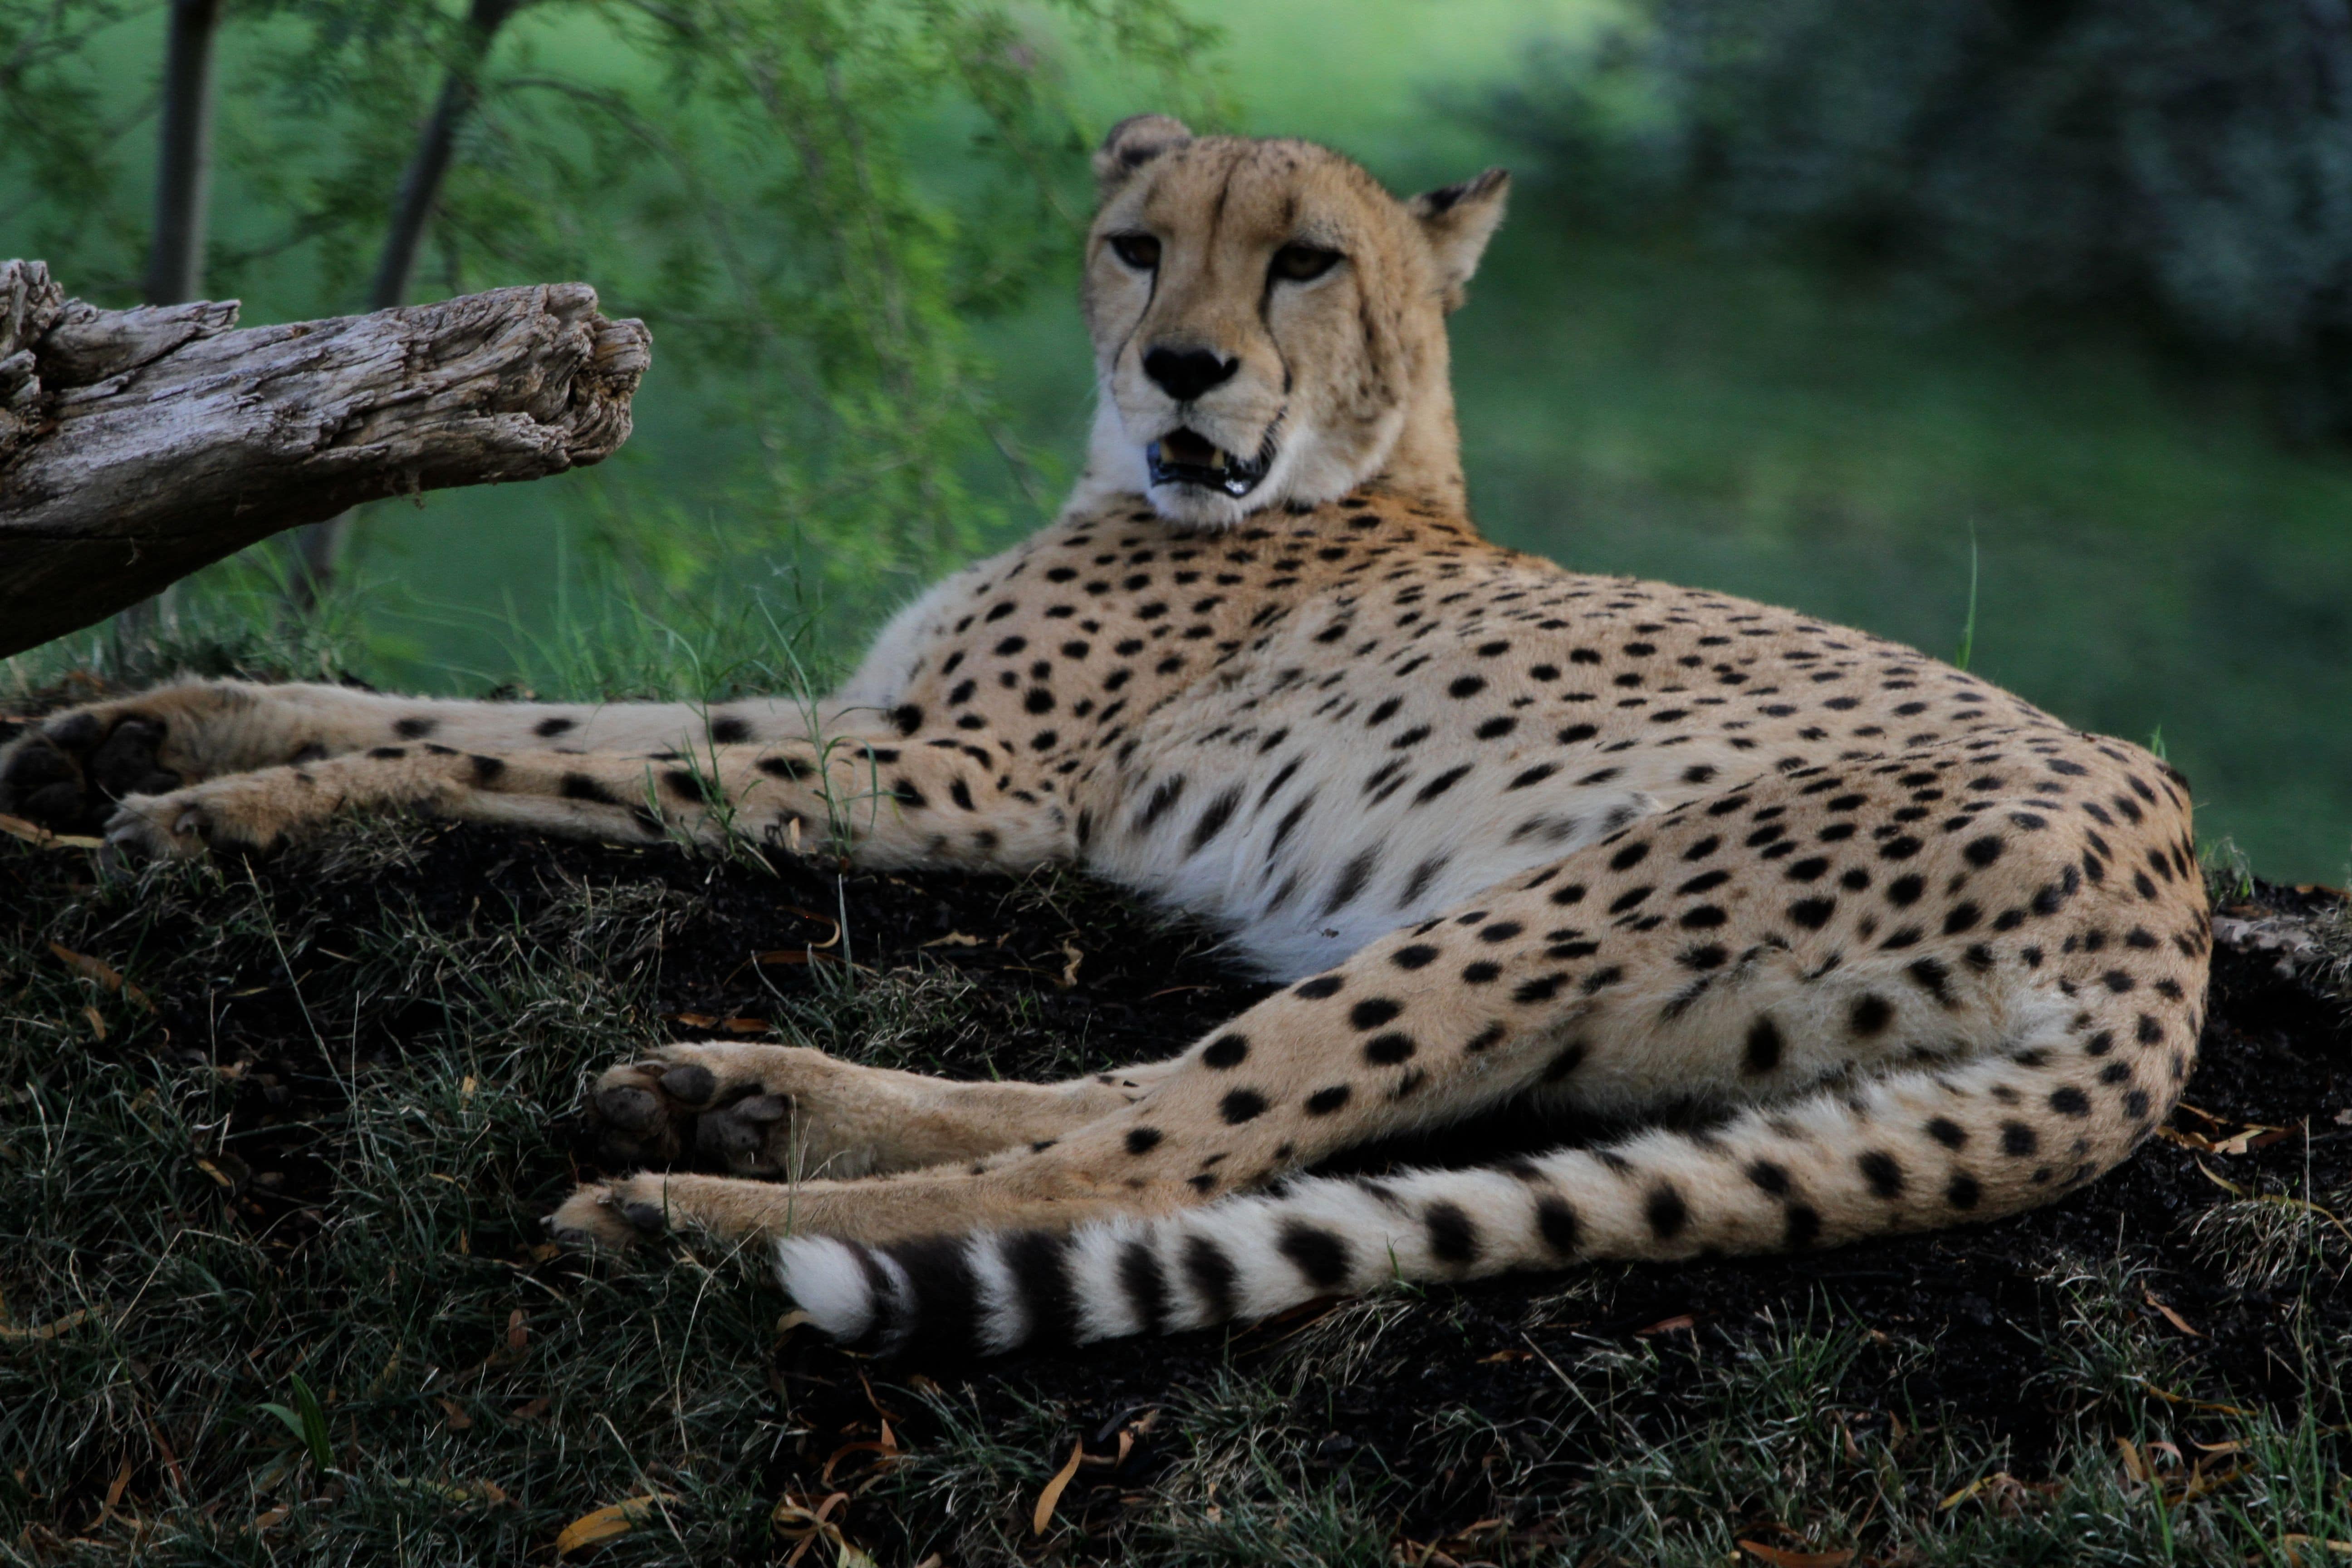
[0,678,875,837]
[554,735,2209,1359]
[586,1042,1179,1178]
[95,728,1070,870]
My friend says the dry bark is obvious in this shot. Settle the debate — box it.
[0,260,651,657]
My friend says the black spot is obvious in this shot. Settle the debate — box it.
[1447,676,1486,699]
[1946,1174,1982,1210]
[1363,1033,1417,1065]
[1182,1235,1238,1320]
[1475,715,1518,740]
[1743,1018,1784,1073]
[1202,1034,1250,1069]
[1886,874,1925,906]
[1348,998,1403,1030]
[1277,1222,1351,1288]
[1425,1202,1480,1265]
[1462,961,1500,984]
[1536,1196,1581,1255]
[2123,1089,2152,1119]
[1645,1185,1688,1240]
[560,773,618,805]
[1392,944,1440,970]
[892,704,924,735]
[710,717,751,744]
[1926,1117,1967,1149]
[367,746,406,760]
[1680,905,1728,929]
[2000,1122,2038,1157]
[1413,765,1473,804]
[1857,1151,1904,1198]
[534,716,576,738]
[1117,1241,1170,1337]
[1125,1127,1163,1156]
[758,755,812,780]
[1220,1089,1268,1124]
[392,716,437,740]
[469,755,506,785]
[1745,1160,1790,1196]
[1186,787,1243,853]
[1788,897,1837,930]
[1850,994,1893,1035]
[999,1230,1080,1348]
[1964,835,2005,867]
[1295,975,1343,1000]
[1609,842,1651,871]
[2048,1086,2090,1117]
[1304,1085,1352,1116]
[1785,1205,1822,1246]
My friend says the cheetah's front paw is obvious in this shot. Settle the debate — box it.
[101,772,320,860]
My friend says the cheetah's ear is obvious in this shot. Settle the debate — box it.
[1408,168,1510,310]
[1094,115,1194,196]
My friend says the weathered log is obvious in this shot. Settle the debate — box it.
[0,260,651,657]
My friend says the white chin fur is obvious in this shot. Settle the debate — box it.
[775,1236,875,1342]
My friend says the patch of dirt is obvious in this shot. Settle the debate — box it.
[5,821,2346,1557]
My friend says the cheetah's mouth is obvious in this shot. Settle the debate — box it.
[1148,426,1274,499]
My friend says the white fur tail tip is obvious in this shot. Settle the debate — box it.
[775,1236,889,1347]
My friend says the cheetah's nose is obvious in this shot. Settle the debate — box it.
[1143,346,1239,402]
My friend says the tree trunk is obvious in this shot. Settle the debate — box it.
[0,260,650,659]
[144,0,223,308]
[289,0,523,607]
[122,0,228,647]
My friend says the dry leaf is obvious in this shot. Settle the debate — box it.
[774,1490,876,1568]
[920,931,984,948]
[49,942,151,1009]
[1635,1313,1696,1336]
[1056,941,1083,989]
[672,1013,718,1028]
[2140,1382,2255,1418]
[81,1004,107,1040]
[0,1307,95,1344]
[436,1396,474,1431]
[0,813,103,850]
[555,1494,671,1556]
[2281,1535,2352,1565]
[1737,1541,1854,1568]
[506,1310,528,1356]
[194,1157,235,1189]
[723,1017,770,1034]
[2143,1288,2202,1338]
[1032,1439,1085,1536]
[2116,1436,2150,1483]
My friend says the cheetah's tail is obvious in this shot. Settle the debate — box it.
[774,1044,2178,1358]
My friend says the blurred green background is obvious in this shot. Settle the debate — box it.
[4,0,2347,882]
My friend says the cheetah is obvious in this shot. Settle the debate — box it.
[0,117,2209,1357]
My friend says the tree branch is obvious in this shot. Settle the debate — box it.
[0,259,651,657]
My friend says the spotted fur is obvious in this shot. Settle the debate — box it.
[0,122,2209,1356]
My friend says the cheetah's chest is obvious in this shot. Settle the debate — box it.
[1078,604,1769,980]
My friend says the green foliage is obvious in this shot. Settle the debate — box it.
[1481,0,2352,440]
[0,0,1226,639]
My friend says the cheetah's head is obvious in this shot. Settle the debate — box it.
[1082,118,1508,529]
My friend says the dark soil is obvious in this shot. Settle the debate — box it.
[4,822,2346,1558]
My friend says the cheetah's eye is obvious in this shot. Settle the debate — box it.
[1270,244,1342,283]
[1109,233,1161,270]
